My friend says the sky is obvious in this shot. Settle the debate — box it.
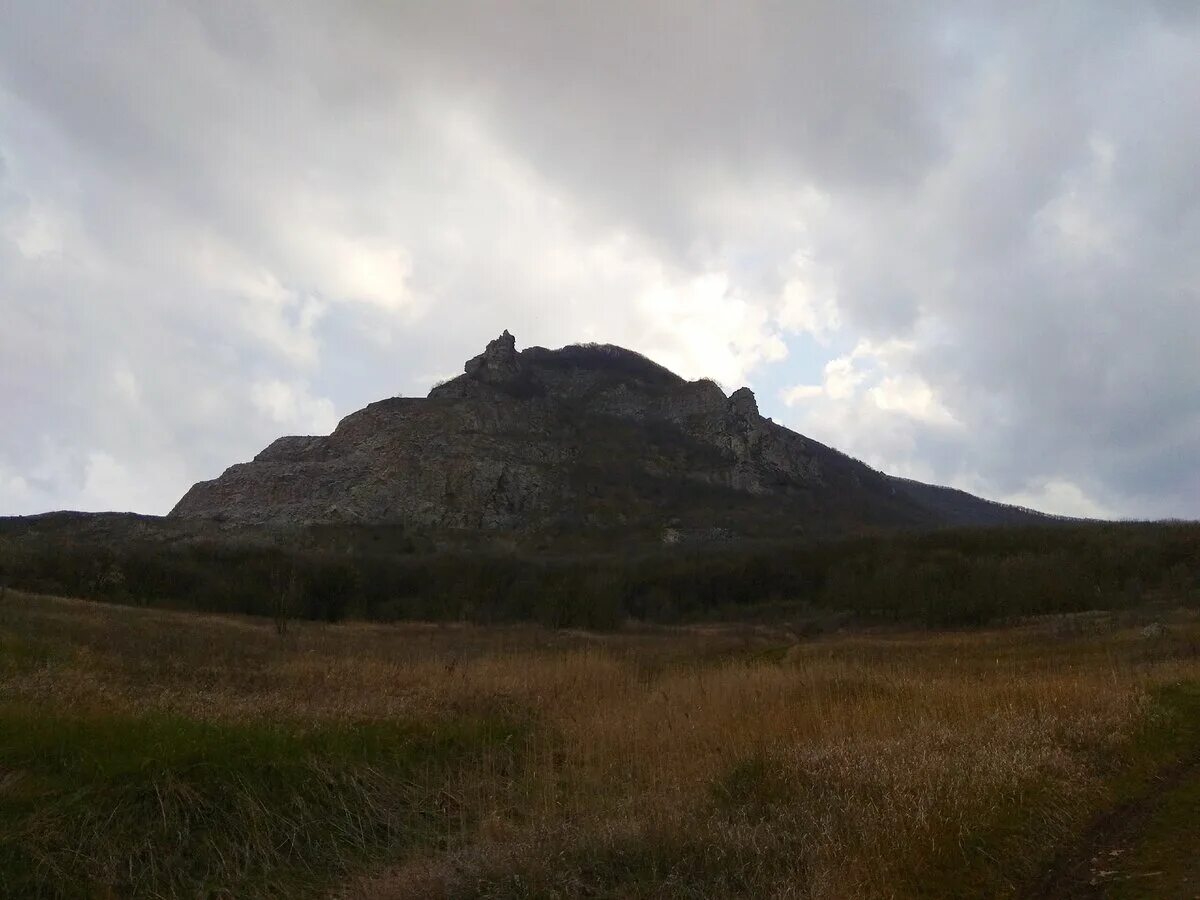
[1,1,1197,520]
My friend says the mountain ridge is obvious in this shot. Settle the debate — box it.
[169,331,1053,537]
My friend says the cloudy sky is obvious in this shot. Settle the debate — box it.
[1,1,1197,520]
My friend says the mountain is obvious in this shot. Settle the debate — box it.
[170,331,1048,539]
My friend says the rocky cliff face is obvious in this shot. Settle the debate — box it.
[170,332,1043,535]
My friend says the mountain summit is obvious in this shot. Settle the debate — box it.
[170,332,1044,537]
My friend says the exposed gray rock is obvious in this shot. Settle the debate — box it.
[729,386,759,419]
[463,329,521,384]
[1141,622,1168,639]
[171,332,1050,535]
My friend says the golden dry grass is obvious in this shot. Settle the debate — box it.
[2,590,1198,898]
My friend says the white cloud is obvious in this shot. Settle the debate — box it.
[784,340,953,421]
[1032,135,1121,262]
[821,354,867,401]
[869,375,959,427]
[110,362,142,407]
[998,479,1116,520]
[781,384,824,405]
[632,269,788,388]
[6,200,64,258]
[250,379,338,434]
[0,444,192,516]
[777,254,841,341]
[77,452,176,513]
[0,468,33,510]
[0,1,1197,520]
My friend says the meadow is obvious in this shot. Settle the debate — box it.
[1,589,1199,898]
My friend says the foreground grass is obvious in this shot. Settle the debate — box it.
[1108,761,1200,898]
[1107,682,1200,899]
[1028,681,1200,898]
[0,708,522,898]
[1,591,1198,898]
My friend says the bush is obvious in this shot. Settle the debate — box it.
[0,521,1197,630]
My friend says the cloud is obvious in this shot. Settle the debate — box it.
[250,379,338,434]
[0,1,1197,519]
[999,479,1117,521]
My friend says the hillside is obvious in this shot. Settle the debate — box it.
[170,331,1049,538]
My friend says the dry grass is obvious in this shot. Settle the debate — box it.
[2,591,1198,898]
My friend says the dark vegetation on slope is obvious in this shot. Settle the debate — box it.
[1,515,1196,629]
[522,342,684,386]
[886,475,1064,527]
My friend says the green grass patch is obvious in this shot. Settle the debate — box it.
[1105,681,1200,899]
[1009,680,1200,899]
[887,682,1200,899]
[1119,680,1200,781]
[0,705,525,899]
[1107,770,1200,898]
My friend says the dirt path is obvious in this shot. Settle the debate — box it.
[1028,749,1200,899]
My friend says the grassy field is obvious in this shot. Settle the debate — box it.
[1,590,1198,898]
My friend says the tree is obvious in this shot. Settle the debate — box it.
[270,565,298,636]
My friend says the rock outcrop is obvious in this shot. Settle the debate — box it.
[463,329,521,384]
[170,332,1045,536]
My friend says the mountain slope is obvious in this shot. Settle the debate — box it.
[170,331,1050,537]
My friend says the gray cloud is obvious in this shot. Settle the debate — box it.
[0,1,1196,519]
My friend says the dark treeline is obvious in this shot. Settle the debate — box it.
[1,522,1197,629]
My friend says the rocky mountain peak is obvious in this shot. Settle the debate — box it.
[729,386,759,419]
[464,329,521,383]
[170,334,1046,534]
